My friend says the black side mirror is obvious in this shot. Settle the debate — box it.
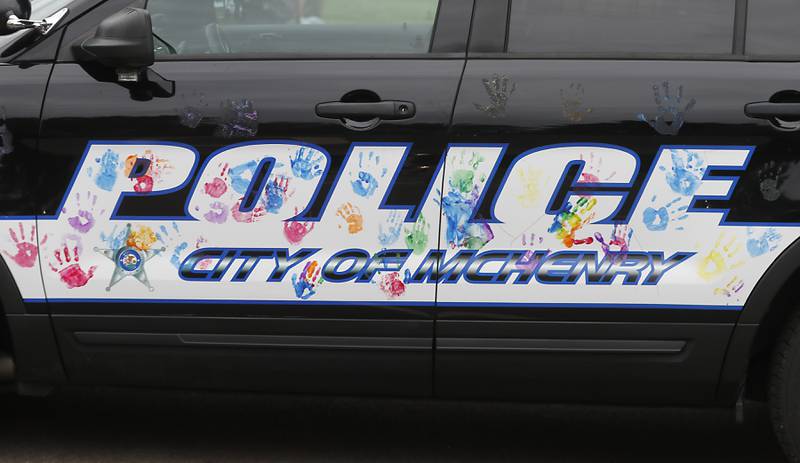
[77,7,154,79]
[0,0,30,35]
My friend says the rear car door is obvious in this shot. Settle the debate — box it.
[435,0,800,404]
[37,0,472,395]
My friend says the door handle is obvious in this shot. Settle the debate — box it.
[315,101,416,121]
[744,102,800,120]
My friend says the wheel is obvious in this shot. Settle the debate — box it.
[769,309,800,463]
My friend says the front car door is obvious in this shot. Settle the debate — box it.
[35,0,472,395]
[435,0,800,404]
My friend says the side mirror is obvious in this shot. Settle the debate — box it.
[0,0,67,36]
[77,7,154,81]
[0,0,30,35]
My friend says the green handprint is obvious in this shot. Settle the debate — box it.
[404,214,430,255]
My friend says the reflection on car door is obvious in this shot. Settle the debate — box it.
[435,0,800,404]
[35,0,472,396]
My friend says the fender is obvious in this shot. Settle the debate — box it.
[718,234,800,402]
[0,254,65,387]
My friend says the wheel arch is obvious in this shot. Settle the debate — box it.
[720,235,800,402]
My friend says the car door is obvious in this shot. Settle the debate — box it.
[434,0,800,404]
[37,0,472,395]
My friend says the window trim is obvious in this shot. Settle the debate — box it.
[467,52,800,63]
[149,0,472,62]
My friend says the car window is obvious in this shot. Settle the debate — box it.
[146,0,440,56]
[746,0,800,56]
[507,0,735,55]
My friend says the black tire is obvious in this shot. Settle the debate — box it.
[769,309,800,463]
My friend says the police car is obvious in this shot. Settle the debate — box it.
[1,0,800,459]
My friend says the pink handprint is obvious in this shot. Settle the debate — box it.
[49,239,96,289]
[3,223,44,268]
[283,207,315,244]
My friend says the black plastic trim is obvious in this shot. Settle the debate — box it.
[75,331,431,351]
[437,338,686,354]
[430,0,474,54]
[732,0,748,55]
[467,0,508,53]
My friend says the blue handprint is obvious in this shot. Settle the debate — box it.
[642,196,688,231]
[746,228,782,257]
[436,187,482,248]
[291,261,321,300]
[378,211,404,246]
[350,151,386,198]
[264,176,289,214]
[95,149,120,191]
[157,222,189,269]
[228,160,257,195]
[663,150,705,196]
[290,147,324,180]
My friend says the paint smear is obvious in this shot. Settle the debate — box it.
[379,272,406,298]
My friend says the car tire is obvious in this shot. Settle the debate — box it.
[770,309,800,463]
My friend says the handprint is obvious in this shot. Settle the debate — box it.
[698,233,745,281]
[474,74,516,118]
[665,150,705,196]
[758,161,787,202]
[283,208,315,244]
[203,201,229,224]
[157,222,189,269]
[49,236,96,289]
[714,276,745,299]
[290,147,324,180]
[548,196,597,247]
[264,176,290,214]
[336,202,363,234]
[228,160,257,195]
[177,91,207,129]
[515,166,542,208]
[448,151,485,194]
[95,149,120,191]
[64,192,102,234]
[516,233,545,271]
[215,99,258,138]
[291,260,322,300]
[746,228,781,257]
[642,196,688,232]
[231,197,266,223]
[594,224,633,261]
[3,223,44,268]
[638,81,696,136]
[379,272,406,298]
[204,163,229,198]
[560,83,592,122]
[350,151,387,198]
[378,211,404,246]
[404,214,430,255]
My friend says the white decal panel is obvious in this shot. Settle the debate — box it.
[0,141,790,310]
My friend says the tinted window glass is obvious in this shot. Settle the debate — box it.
[508,0,735,54]
[747,0,800,55]
[147,0,440,56]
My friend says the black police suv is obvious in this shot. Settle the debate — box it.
[2,0,800,460]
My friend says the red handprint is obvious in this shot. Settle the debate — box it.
[49,241,96,289]
[3,223,44,268]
